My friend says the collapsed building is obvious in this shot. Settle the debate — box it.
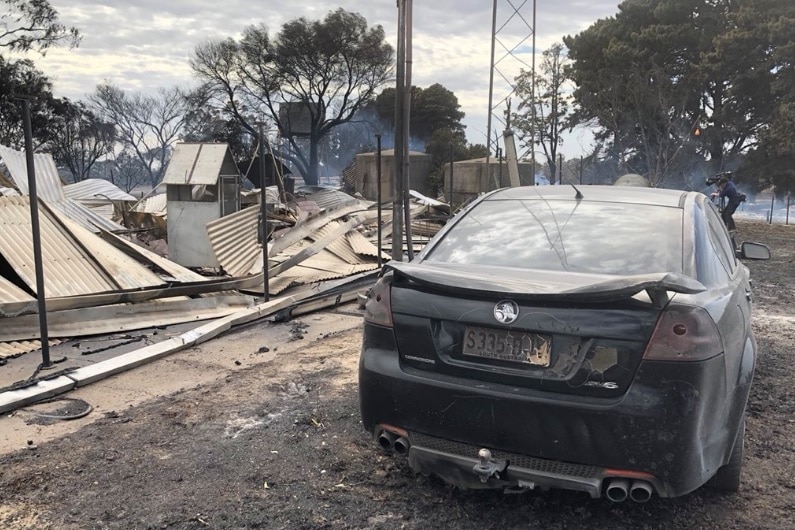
[0,143,447,363]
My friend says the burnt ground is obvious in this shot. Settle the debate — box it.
[1,219,794,530]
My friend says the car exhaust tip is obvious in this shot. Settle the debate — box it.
[629,480,654,503]
[377,431,397,452]
[605,478,630,502]
[393,436,410,455]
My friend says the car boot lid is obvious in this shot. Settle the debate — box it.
[384,262,705,306]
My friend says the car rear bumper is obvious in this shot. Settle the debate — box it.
[359,325,751,498]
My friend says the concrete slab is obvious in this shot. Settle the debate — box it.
[69,336,196,387]
[0,376,76,414]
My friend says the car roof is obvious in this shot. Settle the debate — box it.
[486,185,690,208]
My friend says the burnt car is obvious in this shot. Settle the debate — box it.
[359,185,771,502]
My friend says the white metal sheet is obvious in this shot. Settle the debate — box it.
[63,179,136,202]
[48,197,126,233]
[0,196,118,297]
[0,146,65,202]
[167,201,220,267]
[0,275,34,303]
[206,205,260,277]
[162,143,232,185]
[47,209,166,291]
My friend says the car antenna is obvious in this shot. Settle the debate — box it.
[569,181,584,200]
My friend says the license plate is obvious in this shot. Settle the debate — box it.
[463,326,551,367]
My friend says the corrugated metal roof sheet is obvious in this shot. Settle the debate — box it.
[101,232,207,283]
[0,187,19,196]
[0,275,33,303]
[85,203,115,220]
[206,205,261,277]
[294,187,361,211]
[63,179,136,202]
[0,196,118,297]
[310,221,365,265]
[48,197,126,233]
[269,249,378,285]
[162,143,233,185]
[0,145,65,201]
[48,209,166,290]
[0,196,186,301]
[0,147,126,233]
[0,339,61,360]
[347,230,388,259]
[133,193,167,215]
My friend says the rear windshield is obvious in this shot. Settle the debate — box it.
[424,199,683,275]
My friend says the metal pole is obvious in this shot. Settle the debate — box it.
[497,147,503,186]
[258,122,270,301]
[786,193,790,226]
[392,0,406,261]
[448,143,454,207]
[580,156,583,185]
[22,99,51,368]
[530,0,537,185]
[376,134,383,267]
[770,194,775,225]
[486,0,498,161]
[558,153,563,185]
[403,0,414,261]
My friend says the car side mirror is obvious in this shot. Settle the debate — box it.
[737,241,771,260]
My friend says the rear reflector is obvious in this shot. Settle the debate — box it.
[643,304,723,361]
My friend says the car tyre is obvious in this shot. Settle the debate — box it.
[708,418,745,492]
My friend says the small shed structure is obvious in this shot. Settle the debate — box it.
[163,143,241,268]
[354,149,434,202]
[444,157,536,206]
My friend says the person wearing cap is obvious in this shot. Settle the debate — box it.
[710,176,741,232]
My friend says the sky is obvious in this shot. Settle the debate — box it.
[25,0,623,158]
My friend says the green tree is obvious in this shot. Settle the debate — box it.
[371,83,478,196]
[513,43,570,184]
[720,0,795,193]
[48,99,116,181]
[374,83,466,144]
[0,55,60,149]
[0,0,80,53]
[191,9,393,186]
[564,0,766,185]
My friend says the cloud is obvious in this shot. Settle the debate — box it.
[20,0,621,155]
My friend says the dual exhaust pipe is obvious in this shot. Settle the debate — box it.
[377,428,652,502]
[377,430,410,455]
[605,478,654,503]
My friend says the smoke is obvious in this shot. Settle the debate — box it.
[318,106,426,178]
[735,195,794,224]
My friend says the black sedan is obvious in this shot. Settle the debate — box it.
[359,185,770,502]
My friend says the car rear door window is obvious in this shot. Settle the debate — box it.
[425,199,683,276]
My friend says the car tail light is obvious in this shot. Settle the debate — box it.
[643,304,723,361]
[364,273,393,328]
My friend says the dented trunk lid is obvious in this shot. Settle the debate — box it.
[385,262,706,397]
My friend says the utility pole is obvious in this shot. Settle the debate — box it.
[392,0,406,262]
[402,0,414,261]
[21,98,51,368]
[257,121,270,301]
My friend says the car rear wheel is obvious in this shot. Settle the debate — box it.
[708,418,745,492]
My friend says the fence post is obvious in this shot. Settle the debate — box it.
[769,194,775,224]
